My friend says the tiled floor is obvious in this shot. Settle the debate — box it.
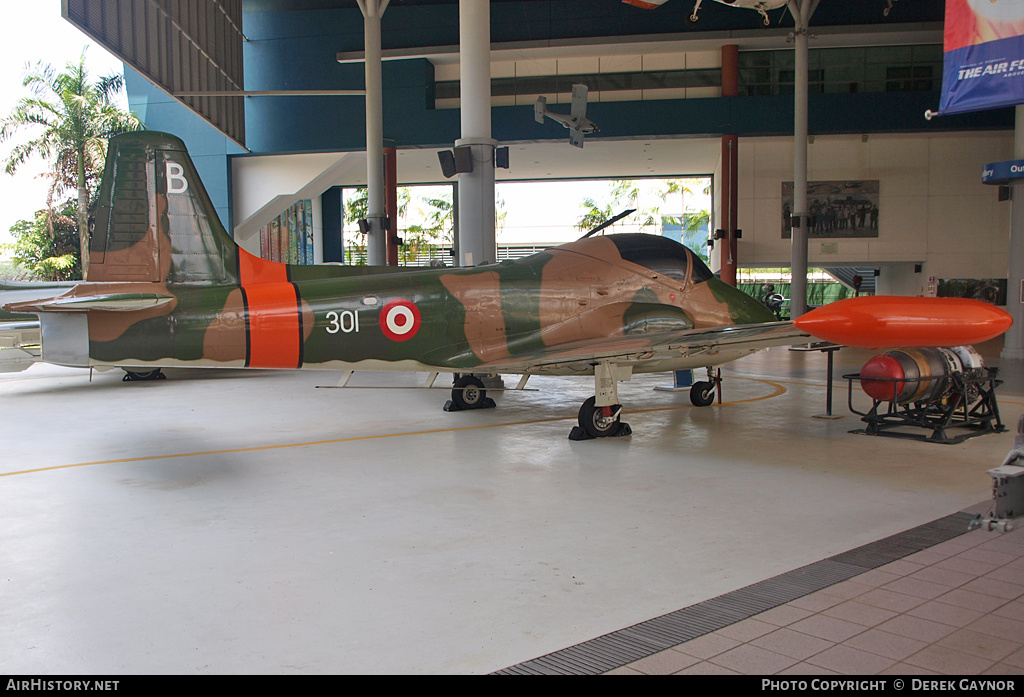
[607,507,1024,675]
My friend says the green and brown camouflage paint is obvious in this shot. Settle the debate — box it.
[10,131,776,375]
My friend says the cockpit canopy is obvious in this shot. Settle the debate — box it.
[609,234,714,285]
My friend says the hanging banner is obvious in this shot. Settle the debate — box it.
[940,0,1024,115]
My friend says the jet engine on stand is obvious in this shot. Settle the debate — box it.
[844,346,1005,444]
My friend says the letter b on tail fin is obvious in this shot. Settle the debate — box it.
[166,162,188,194]
[89,131,239,286]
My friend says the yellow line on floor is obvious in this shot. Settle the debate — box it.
[1,378,786,478]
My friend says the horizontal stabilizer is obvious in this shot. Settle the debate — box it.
[8,292,175,314]
[0,321,42,373]
[0,321,41,348]
[0,347,40,373]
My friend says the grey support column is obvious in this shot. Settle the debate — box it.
[357,0,389,266]
[1003,106,1024,360]
[455,0,496,267]
[788,0,819,318]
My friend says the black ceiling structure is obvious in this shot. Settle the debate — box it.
[65,0,247,148]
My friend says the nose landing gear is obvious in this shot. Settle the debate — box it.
[569,360,633,440]
[689,368,720,407]
[572,396,632,440]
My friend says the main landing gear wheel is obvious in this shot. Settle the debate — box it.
[690,381,715,407]
[444,375,496,412]
[569,396,632,440]
[122,368,165,382]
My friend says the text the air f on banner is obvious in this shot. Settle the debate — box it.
[940,0,1024,115]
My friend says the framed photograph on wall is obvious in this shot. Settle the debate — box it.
[782,180,879,239]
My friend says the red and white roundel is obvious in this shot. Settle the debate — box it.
[380,299,421,341]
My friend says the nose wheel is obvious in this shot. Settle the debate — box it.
[566,360,634,440]
[689,368,720,407]
[690,381,715,407]
[570,396,631,440]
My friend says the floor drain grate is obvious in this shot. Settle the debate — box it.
[493,511,974,675]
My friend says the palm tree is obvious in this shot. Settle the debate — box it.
[575,180,657,234]
[0,50,143,277]
[662,178,712,263]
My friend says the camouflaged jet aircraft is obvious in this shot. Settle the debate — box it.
[3,132,1013,439]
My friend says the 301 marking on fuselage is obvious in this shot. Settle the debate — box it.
[325,310,360,335]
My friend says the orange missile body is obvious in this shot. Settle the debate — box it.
[793,296,1013,349]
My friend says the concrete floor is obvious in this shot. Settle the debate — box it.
[1,345,1021,674]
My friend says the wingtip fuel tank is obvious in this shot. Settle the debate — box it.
[793,296,1013,349]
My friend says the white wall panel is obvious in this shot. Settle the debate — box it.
[735,132,1014,288]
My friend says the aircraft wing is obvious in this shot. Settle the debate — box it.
[475,320,812,374]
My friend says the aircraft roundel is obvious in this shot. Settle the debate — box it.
[380,299,421,341]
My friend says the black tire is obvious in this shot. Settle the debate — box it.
[123,368,164,381]
[690,381,715,407]
[452,375,486,410]
[578,396,622,438]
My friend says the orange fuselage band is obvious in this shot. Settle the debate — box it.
[238,249,302,369]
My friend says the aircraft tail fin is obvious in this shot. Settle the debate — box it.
[89,131,242,285]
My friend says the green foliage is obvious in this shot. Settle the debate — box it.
[344,187,458,265]
[576,179,711,262]
[344,187,413,227]
[344,244,368,266]
[399,225,438,265]
[682,210,712,264]
[575,180,656,233]
[398,192,452,264]
[3,202,82,281]
[576,195,614,233]
[667,178,713,263]
[577,179,679,233]
[344,187,369,226]
[344,187,417,262]
[495,191,507,239]
[0,48,143,272]
[416,192,454,243]
[1,50,142,196]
